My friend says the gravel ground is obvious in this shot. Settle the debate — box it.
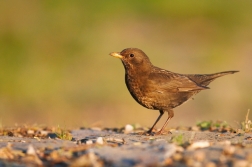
[0,127,252,167]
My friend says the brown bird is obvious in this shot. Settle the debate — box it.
[110,48,238,135]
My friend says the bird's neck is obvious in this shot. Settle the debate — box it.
[125,64,152,79]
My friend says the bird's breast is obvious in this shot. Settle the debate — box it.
[125,74,156,109]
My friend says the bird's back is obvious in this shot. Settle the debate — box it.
[139,69,238,110]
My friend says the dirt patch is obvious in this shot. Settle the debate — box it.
[0,126,251,166]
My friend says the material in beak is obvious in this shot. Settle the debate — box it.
[110,52,123,59]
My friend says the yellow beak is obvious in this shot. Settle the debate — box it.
[109,52,123,59]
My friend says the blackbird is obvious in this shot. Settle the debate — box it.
[110,48,238,135]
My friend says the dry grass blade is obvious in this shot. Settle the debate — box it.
[242,109,251,133]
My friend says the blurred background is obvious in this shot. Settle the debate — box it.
[0,1,251,129]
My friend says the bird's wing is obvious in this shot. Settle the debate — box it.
[148,70,209,93]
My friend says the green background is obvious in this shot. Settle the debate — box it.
[0,1,251,128]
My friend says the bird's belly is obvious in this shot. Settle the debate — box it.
[143,92,195,110]
[129,86,195,110]
[126,86,172,110]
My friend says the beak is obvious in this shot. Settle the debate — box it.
[109,52,123,59]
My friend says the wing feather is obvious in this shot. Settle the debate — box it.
[147,69,208,93]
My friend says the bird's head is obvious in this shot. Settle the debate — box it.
[110,48,152,72]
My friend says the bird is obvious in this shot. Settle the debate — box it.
[109,48,238,135]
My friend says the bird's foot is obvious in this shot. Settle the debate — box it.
[155,130,172,135]
[140,128,172,136]
[140,130,169,136]
[155,131,162,135]
[141,130,156,136]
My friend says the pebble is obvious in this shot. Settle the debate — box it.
[96,137,104,145]
[194,151,205,162]
[106,137,124,144]
[133,142,142,146]
[205,162,217,167]
[86,140,93,145]
[218,140,231,146]
[90,127,102,131]
[191,126,200,131]
[233,160,248,167]
[27,145,36,155]
[40,130,48,136]
[185,158,195,166]
[188,141,210,150]
[27,130,34,135]
[176,146,184,152]
[173,153,183,161]
[223,145,235,155]
[163,157,173,166]
[124,124,134,134]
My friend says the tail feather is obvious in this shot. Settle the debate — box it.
[187,70,239,87]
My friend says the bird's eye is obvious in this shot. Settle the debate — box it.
[130,54,134,57]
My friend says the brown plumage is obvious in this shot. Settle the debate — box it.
[110,48,238,135]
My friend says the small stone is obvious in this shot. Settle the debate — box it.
[194,151,205,162]
[7,131,14,136]
[205,162,217,167]
[191,126,200,131]
[194,161,203,167]
[156,138,166,142]
[233,160,248,167]
[34,137,41,141]
[246,153,252,161]
[70,152,102,167]
[163,157,173,166]
[40,130,48,136]
[176,146,184,152]
[223,145,235,155]
[186,158,195,166]
[96,137,104,145]
[91,127,102,131]
[218,140,231,146]
[164,144,177,158]
[27,145,36,155]
[173,153,183,161]
[188,141,210,150]
[124,124,134,134]
[106,137,124,143]
[27,130,34,134]
[133,142,142,146]
[219,154,227,164]
[86,140,93,145]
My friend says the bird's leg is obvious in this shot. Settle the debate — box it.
[156,109,174,135]
[146,110,164,134]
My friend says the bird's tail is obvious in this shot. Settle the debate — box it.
[209,70,239,78]
[187,70,239,87]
